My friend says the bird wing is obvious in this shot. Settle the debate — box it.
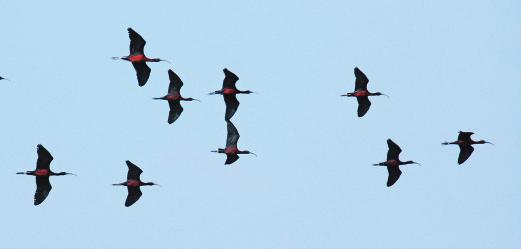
[125,186,142,207]
[356,97,371,117]
[458,131,474,143]
[222,68,239,89]
[168,100,184,124]
[168,69,184,93]
[457,144,474,165]
[36,144,53,170]
[132,62,151,87]
[126,160,143,181]
[226,120,240,147]
[354,67,369,91]
[386,166,402,187]
[386,139,402,160]
[127,28,146,55]
[34,176,52,205]
[225,154,240,165]
[224,94,240,121]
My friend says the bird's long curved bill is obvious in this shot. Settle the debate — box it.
[250,152,258,157]
[382,93,390,98]
[154,184,163,187]
[66,173,77,176]
[193,99,201,102]
[414,162,422,166]
[486,142,494,145]
[160,59,172,64]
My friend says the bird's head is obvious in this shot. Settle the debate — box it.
[143,182,161,187]
[184,97,200,102]
[403,160,421,166]
[242,90,254,94]
[477,140,494,145]
[240,150,257,157]
[373,92,389,97]
[53,171,76,176]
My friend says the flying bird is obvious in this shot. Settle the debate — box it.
[112,28,169,86]
[341,67,388,117]
[212,120,256,165]
[113,161,159,207]
[17,144,75,205]
[442,131,492,164]
[153,69,199,124]
[209,68,254,120]
[373,139,419,187]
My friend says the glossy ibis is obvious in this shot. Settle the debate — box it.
[373,139,419,187]
[113,160,159,207]
[153,69,199,124]
[112,28,169,86]
[341,67,387,117]
[209,68,254,120]
[442,131,492,164]
[212,120,256,165]
[16,144,75,205]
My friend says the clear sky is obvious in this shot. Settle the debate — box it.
[0,0,519,248]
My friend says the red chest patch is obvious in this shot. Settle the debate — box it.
[225,146,239,154]
[35,169,50,176]
[127,180,140,187]
[129,54,146,62]
[387,160,399,167]
[167,94,181,101]
[354,90,369,97]
[222,88,237,95]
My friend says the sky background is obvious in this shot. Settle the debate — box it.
[0,0,520,248]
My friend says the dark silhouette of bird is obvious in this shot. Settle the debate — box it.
[442,131,493,164]
[113,160,159,207]
[153,69,199,124]
[16,144,75,205]
[212,120,256,165]
[373,139,419,187]
[341,67,388,117]
[112,28,169,86]
[209,68,254,120]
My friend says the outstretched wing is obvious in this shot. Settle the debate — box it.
[386,139,402,161]
[127,28,146,55]
[354,67,369,91]
[132,62,151,87]
[386,166,402,187]
[457,144,474,164]
[222,68,239,89]
[168,100,184,124]
[225,154,240,165]
[458,131,474,143]
[36,144,53,170]
[126,160,143,181]
[226,120,240,147]
[34,176,52,205]
[356,97,371,117]
[224,94,240,120]
[168,69,184,93]
[125,186,142,207]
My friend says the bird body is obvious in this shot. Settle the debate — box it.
[210,68,253,120]
[113,28,168,86]
[17,144,74,205]
[153,69,198,124]
[442,131,492,164]
[212,120,256,165]
[373,139,419,187]
[342,67,387,117]
[113,161,159,207]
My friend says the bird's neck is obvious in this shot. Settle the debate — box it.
[400,161,415,165]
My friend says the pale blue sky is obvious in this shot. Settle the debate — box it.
[0,0,520,248]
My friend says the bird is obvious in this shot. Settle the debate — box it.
[442,131,493,164]
[153,69,199,124]
[212,120,256,165]
[112,28,169,86]
[341,67,388,117]
[373,139,420,187]
[16,144,75,205]
[113,160,159,207]
[209,68,254,120]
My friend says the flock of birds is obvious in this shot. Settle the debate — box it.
[1,28,493,207]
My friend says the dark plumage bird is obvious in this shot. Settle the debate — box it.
[212,120,256,165]
[373,139,419,187]
[153,69,199,124]
[341,67,388,117]
[113,161,159,207]
[112,28,169,86]
[17,144,75,205]
[209,68,254,120]
[442,131,492,164]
